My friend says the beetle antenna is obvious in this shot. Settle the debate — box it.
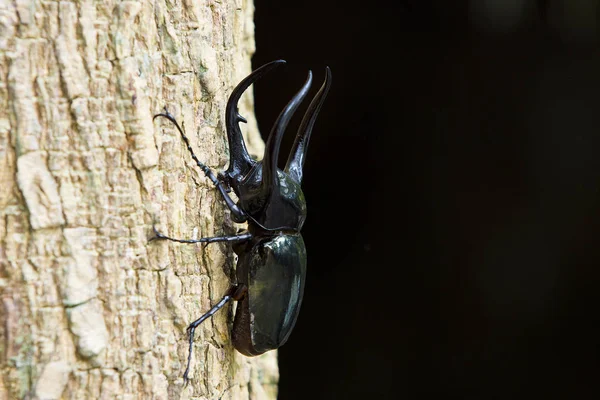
[285,67,332,183]
[225,60,286,178]
[262,71,313,191]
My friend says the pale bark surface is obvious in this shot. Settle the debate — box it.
[0,1,278,399]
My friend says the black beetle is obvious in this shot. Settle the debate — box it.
[152,60,331,380]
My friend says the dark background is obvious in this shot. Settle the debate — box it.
[252,1,600,399]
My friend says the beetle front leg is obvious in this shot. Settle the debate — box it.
[153,110,248,223]
[183,285,248,382]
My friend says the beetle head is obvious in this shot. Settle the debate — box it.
[223,60,331,231]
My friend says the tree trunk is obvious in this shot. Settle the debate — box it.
[0,1,278,399]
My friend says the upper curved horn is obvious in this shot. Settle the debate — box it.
[225,60,286,177]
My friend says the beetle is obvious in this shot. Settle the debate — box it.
[152,60,331,380]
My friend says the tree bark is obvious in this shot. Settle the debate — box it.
[0,1,278,399]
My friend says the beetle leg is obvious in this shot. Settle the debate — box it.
[150,225,252,244]
[183,285,248,382]
[153,109,248,223]
[183,294,233,382]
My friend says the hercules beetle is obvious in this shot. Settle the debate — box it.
[152,60,331,380]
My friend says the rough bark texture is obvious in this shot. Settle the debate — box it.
[0,1,278,399]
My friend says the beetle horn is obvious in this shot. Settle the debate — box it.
[225,60,286,177]
[262,71,313,191]
[285,67,332,183]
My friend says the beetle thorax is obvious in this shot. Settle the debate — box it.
[231,166,307,231]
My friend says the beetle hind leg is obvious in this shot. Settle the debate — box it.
[183,285,247,382]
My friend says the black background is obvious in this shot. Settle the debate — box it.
[252,1,600,399]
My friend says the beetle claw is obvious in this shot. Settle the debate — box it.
[148,224,164,242]
[183,324,197,382]
[149,225,165,242]
[153,107,174,122]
